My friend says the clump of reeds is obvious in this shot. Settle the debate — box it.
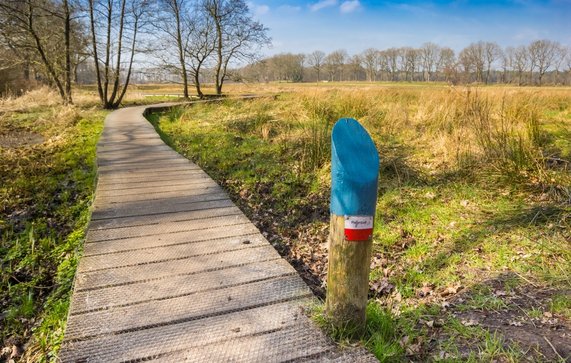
[0,87,59,113]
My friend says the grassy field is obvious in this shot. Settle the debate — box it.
[149,83,571,362]
[1,83,569,362]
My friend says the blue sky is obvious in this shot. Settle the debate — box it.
[247,0,571,55]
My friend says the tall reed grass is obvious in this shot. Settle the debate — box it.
[177,86,570,200]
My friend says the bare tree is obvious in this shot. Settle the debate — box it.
[385,48,399,81]
[420,42,439,82]
[348,54,362,81]
[202,0,270,95]
[459,42,485,82]
[0,0,77,104]
[528,39,557,86]
[87,0,149,109]
[437,47,456,82]
[482,42,501,84]
[361,48,379,82]
[508,45,529,85]
[153,0,193,98]
[266,53,305,82]
[377,50,389,81]
[185,10,216,97]
[404,47,419,81]
[307,50,325,82]
[552,43,568,84]
[566,47,571,85]
[325,49,347,81]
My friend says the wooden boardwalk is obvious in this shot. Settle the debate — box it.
[59,104,377,362]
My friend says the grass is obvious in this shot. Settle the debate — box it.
[0,88,107,361]
[150,84,571,361]
[2,82,569,361]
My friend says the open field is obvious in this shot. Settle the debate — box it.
[1,83,570,361]
[149,83,571,362]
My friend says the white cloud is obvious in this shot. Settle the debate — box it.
[256,4,270,15]
[310,0,338,12]
[248,2,270,16]
[278,5,301,13]
[340,0,362,13]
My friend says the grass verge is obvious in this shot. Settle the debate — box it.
[149,85,570,361]
[1,88,106,362]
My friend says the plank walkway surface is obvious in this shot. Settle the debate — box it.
[59,104,378,362]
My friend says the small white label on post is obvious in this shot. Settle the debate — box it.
[344,215,374,241]
[344,216,373,229]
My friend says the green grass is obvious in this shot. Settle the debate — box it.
[550,293,571,318]
[0,98,105,361]
[149,87,570,361]
[310,302,405,362]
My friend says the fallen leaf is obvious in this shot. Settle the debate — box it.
[417,284,433,298]
[1,347,11,356]
[10,345,20,359]
[406,343,422,356]
[370,278,394,296]
[441,286,459,297]
[461,319,479,326]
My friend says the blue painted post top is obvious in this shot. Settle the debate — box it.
[331,118,379,216]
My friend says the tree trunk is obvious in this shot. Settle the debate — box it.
[103,0,113,103]
[213,6,223,95]
[113,9,140,109]
[63,0,72,105]
[26,1,67,103]
[89,0,104,103]
[174,2,189,99]
[107,0,127,106]
[194,68,203,98]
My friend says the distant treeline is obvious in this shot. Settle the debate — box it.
[239,41,571,86]
[1,0,569,106]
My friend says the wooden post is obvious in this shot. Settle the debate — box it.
[326,118,379,333]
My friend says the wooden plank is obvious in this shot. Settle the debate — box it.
[86,213,249,242]
[80,233,267,271]
[149,323,332,363]
[90,205,239,229]
[69,259,296,314]
[96,176,214,191]
[95,180,219,198]
[91,192,230,218]
[60,301,312,363]
[64,275,312,340]
[83,223,260,255]
[76,245,282,289]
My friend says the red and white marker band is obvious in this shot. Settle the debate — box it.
[344,215,373,241]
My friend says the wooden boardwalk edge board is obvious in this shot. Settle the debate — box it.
[59,101,378,362]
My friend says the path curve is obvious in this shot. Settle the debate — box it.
[58,103,378,362]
